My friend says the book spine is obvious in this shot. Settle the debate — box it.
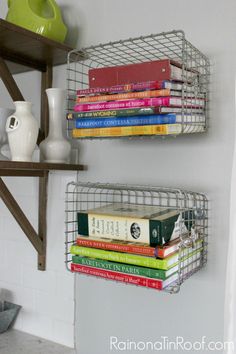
[76,238,157,257]
[67,107,162,119]
[77,81,168,95]
[76,237,180,258]
[74,97,174,112]
[70,245,169,269]
[76,89,171,103]
[72,255,168,279]
[88,59,197,88]
[71,263,165,290]
[75,114,177,129]
[72,124,182,138]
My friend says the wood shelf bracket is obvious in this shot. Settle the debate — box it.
[0,58,52,271]
[0,57,25,101]
[0,173,47,270]
[0,25,76,271]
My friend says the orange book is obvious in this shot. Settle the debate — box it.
[76,236,181,258]
[76,88,171,103]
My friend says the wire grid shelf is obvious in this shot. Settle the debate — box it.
[67,30,210,139]
[65,182,208,294]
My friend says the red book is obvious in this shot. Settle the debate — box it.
[71,263,178,290]
[89,59,197,88]
[76,236,181,258]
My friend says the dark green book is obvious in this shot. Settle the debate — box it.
[67,107,162,119]
[77,203,194,246]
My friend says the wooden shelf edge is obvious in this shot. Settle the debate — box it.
[0,19,72,52]
[0,19,73,74]
[0,161,87,173]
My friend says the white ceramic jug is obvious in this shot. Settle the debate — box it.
[6,101,39,162]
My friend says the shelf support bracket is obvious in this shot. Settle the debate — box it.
[37,65,52,270]
[0,57,24,101]
[38,171,49,270]
[0,177,43,255]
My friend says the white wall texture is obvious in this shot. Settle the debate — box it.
[0,0,236,352]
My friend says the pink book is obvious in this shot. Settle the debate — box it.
[71,263,178,290]
[77,81,168,96]
[74,97,204,112]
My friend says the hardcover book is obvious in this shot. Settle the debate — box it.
[70,243,203,271]
[74,114,206,129]
[88,59,198,88]
[77,203,194,246]
[76,89,205,103]
[76,88,170,103]
[71,263,178,290]
[72,124,205,138]
[76,235,182,258]
[67,107,204,120]
[77,80,203,96]
[71,262,181,289]
[74,97,205,112]
[72,253,202,279]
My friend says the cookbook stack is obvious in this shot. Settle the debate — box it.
[70,203,203,291]
[68,58,206,138]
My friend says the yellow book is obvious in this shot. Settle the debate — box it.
[72,124,183,138]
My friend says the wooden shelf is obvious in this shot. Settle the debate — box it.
[0,20,85,271]
[0,19,72,74]
[0,161,86,176]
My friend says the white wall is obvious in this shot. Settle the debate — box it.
[0,0,235,352]
[70,0,235,353]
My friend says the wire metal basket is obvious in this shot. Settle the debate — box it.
[65,182,208,294]
[67,30,210,139]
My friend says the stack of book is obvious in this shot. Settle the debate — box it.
[68,59,206,138]
[70,203,203,291]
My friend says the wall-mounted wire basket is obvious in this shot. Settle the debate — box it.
[65,182,208,294]
[67,30,210,139]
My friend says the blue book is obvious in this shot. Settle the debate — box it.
[75,114,179,129]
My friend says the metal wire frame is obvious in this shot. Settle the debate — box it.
[65,182,208,294]
[66,30,210,139]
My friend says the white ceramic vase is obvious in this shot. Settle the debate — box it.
[6,102,39,162]
[39,88,71,163]
[0,107,14,160]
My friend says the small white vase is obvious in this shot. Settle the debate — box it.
[0,107,14,160]
[39,88,71,163]
[6,102,39,162]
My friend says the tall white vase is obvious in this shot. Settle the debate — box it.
[6,102,39,162]
[39,88,71,163]
[0,107,14,160]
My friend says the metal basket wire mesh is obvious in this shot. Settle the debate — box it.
[67,30,210,139]
[65,182,208,294]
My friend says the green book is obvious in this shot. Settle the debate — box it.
[67,107,161,119]
[72,254,200,280]
[77,203,194,246]
[70,241,202,271]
